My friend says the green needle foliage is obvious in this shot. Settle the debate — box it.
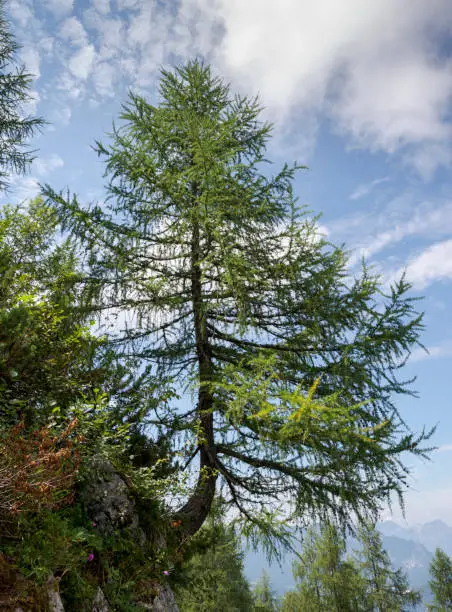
[253,570,281,611]
[0,199,104,426]
[428,548,452,611]
[44,60,433,548]
[282,524,364,612]
[0,0,44,191]
[173,502,254,611]
[354,523,422,611]
[282,523,421,611]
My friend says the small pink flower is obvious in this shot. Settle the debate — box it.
[92,522,97,527]
[88,553,95,562]
[163,570,169,576]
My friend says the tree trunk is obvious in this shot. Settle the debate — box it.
[176,212,217,538]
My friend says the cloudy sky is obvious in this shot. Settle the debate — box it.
[4,0,452,527]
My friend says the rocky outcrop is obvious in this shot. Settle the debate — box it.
[77,456,179,612]
[2,457,179,611]
[92,587,110,612]
[78,456,142,539]
[47,576,65,612]
[150,583,179,611]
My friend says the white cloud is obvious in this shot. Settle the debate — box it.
[57,71,85,101]
[331,52,452,153]
[1,176,40,204]
[409,341,452,363]
[436,444,452,452]
[127,4,155,48]
[11,0,452,181]
[33,154,64,177]
[59,17,89,47]
[19,47,41,80]
[37,36,55,58]
[92,61,116,97]
[96,18,126,61]
[92,0,111,14]
[7,0,34,28]
[44,0,74,19]
[48,104,72,126]
[68,44,96,80]
[82,9,127,62]
[350,177,390,200]
[199,0,452,177]
[404,240,452,289]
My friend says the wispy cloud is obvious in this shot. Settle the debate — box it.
[403,143,452,182]
[48,104,72,127]
[404,239,452,289]
[33,154,64,177]
[9,0,452,177]
[329,195,452,267]
[0,176,40,204]
[350,177,390,200]
[44,0,74,19]
[436,444,452,453]
[409,341,452,363]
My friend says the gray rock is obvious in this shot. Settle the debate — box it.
[78,456,141,538]
[48,576,65,612]
[136,583,179,611]
[92,587,109,612]
[78,456,178,611]
[150,584,179,612]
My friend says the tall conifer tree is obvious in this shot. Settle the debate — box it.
[44,60,432,544]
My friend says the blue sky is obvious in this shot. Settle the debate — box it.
[3,0,452,526]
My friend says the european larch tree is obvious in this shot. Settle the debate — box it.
[43,60,432,546]
[428,548,452,611]
[282,523,420,611]
[253,570,281,611]
[355,523,421,611]
[281,524,364,611]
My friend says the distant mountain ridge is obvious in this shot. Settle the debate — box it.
[244,519,452,604]
[378,519,452,557]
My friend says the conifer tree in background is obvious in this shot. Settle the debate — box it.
[253,570,281,611]
[44,60,432,546]
[0,0,44,190]
[355,523,422,611]
[173,502,254,611]
[281,524,364,611]
[428,548,452,611]
[282,524,421,611]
